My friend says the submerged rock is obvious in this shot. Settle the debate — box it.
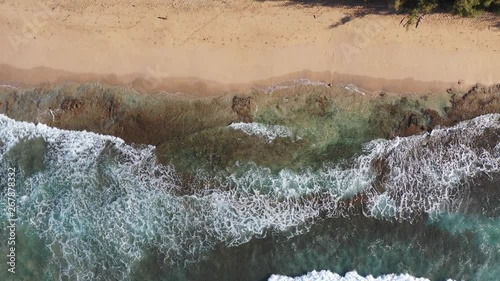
[232,96,253,122]
[61,98,83,111]
[0,82,498,173]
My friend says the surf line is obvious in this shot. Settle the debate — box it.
[6,167,17,274]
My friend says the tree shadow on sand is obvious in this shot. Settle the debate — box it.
[328,10,369,28]
[257,0,500,29]
[256,0,393,14]
[256,0,395,29]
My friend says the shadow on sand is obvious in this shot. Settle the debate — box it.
[257,0,500,29]
[256,0,392,13]
[256,0,394,29]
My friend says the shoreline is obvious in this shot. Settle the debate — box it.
[0,64,478,96]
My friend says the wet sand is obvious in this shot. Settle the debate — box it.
[0,64,467,96]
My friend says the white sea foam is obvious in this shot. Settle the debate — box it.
[0,113,499,280]
[225,114,500,221]
[0,84,18,89]
[0,115,319,280]
[268,270,450,281]
[362,113,500,220]
[343,84,366,95]
[263,79,368,96]
[229,122,296,141]
[266,79,330,94]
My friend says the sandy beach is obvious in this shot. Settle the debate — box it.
[0,0,499,94]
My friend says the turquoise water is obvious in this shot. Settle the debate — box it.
[0,113,499,281]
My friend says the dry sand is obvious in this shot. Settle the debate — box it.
[0,0,499,95]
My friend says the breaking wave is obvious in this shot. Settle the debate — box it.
[265,79,330,94]
[268,270,450,281]
[0,114,499,280]
[228,122,296,142]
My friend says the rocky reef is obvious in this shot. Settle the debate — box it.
[0,82,498,173]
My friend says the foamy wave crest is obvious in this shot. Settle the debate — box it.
[221,115,500,221]
[0,115,320,280]
[0,114,498,280]
[0,84,18,89]
[363,114,500,220]
[343,83,366,95]
[229,122,295,141]
[268,270,448,281]
[266,79,330,94]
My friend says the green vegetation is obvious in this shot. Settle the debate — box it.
[390,0,500,16]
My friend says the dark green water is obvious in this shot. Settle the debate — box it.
[0,86,499,280]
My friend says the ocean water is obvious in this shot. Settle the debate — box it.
[0,111,499,281]
[269,270,437,281]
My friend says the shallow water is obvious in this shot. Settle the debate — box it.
[0,91,499,280]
